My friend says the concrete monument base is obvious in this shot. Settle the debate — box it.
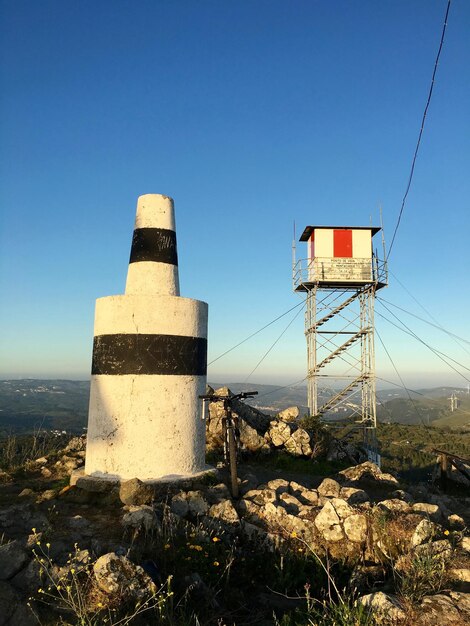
[70,466,218,494]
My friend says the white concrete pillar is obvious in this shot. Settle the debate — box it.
[84,194,208,481]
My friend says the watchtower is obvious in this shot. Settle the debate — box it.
[293,226,387,462]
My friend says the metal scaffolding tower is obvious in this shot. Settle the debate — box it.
[293,226,387,463]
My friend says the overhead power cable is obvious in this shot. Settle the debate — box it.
[376,304,470,383]
[377,301,470,374]
[386,271,470,356]
[244,304,306,383]
[255,376,308,400]
[378,296,470,346]
[208,298,305,366]
[387,0,452,260]
[376,328,428,426]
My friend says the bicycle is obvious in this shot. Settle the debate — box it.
[199,390,258,497]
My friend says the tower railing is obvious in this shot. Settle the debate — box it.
[293,255,388,291]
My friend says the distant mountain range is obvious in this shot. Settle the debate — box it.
[0,379,469,435]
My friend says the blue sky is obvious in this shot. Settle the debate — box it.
[1,0,469,390]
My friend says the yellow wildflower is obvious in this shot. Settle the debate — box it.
[212,537,220,542]
[444,530,450,535]
[290,531,297,538]
[213,561,220,567]
[164,543,171,549]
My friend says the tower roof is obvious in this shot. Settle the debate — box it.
[299,225,381,241]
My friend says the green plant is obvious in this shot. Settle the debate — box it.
[274,584,373,626]
[395,549,449,603]
[0,430,69,472]
[29,540,173,625]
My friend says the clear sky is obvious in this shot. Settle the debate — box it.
[1,0,469,391]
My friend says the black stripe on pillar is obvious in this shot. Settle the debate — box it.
[91,334,207,376]
[129,228,178,265]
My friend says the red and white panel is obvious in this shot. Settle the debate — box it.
[311,229,372,259]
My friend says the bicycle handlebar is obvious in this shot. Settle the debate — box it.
[199,391,258,402]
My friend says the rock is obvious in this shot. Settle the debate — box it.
[239,422,266,452]
[186,491,209,516]
[411,518,436,548]
[329,498,354,520]
[40,467,52,478]
[119,478,155,505]
[359,591,406,623]
[239,473,259,495]
[412,503,443,522]
[278,493,302,515]
[11,559,41,593]
[8,602,37,626]
[417,594,462,625]
[36,489,56,503]
[285,428,312,456]
[34,457,48,466]
[349,565,386,592]
[0,581,18,625]
[122,505,159,532]
[58,455,80,471]
[376,499,411,514]
[314,501,343,542]
[242,521,267,541]
[448,591,470,621]
[93,553,156,599]
[343,514,368,543]
[0,504,33,531]
[0,472,11,484]
[65,436,86,452]
[390,489,413,503]
[414,539,452,560]
[317,478,341,498]
[236,499,263,525]
[462,536,470,553]
[209,500,239,524]
[326,439,366,464]
[171,493,189,517]
[68,515,92,533]
[268,421,292,447]
[206,483,231,504]
[277,406,300,422]
[290,483,319,506]
[18,488,34,498]
[266,479,290,495]
[338,462,399,486]
[0,541,29,580]
[244,489,277,506]
[447,514,465,530]
[340,487,369,504]
[448,569,470,592]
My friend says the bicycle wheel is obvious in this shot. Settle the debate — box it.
[227,426,239,498]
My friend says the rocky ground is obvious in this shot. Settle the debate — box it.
[0,432,469,625]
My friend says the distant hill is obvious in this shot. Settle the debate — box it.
[0,380,89,435]
[1,379,469,435]
[377,392,470,430]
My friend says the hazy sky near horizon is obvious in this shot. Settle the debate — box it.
[1,0,469,391]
